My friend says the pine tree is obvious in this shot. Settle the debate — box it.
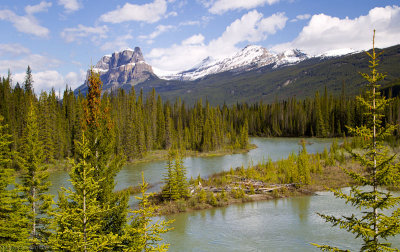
[0,115,29,250]
[19,101,53,251]
[313,31,400,251]
[123,172,172,251]
[50,133,118,251]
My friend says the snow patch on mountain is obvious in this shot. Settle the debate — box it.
[159,45,309,81]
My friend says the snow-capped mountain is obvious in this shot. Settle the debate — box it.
[159,45,309,81]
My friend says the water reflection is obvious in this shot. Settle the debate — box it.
[290,196,311,223]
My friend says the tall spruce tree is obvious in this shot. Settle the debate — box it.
[50,133,118,251]
[82,68,128,236]
[19,101,53,251]
[313,31,400,251]
[0,115,29,250]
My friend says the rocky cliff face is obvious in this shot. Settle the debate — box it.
[85,47,156,91]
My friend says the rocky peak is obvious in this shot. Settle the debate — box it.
[81,46,156,93]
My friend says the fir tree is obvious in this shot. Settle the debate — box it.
[50,133,118,252]
[24,66,33,95]
[0,115,29,250]
[313,31,400,252]
[123,172,172,251]
[19,101,53,251]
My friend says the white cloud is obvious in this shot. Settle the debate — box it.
[148,10,287,71]
[207,0,280,14]
[100,34,134,52]
[64,69,86,89]
[25,1,52,15]
[291,13,311,22]
[58,0,82,13]
[12,69,85,94]
[182,34,205,45]
[179,20,201,26]
[100,0,168,24]
[272,5,400,55]
[0,44,30,56]
[139,25,175,41]
[296,14,311,20]
[0,8,50,37]
[0,54,61,73]
[165,11,178,18]
[61,24,108,43]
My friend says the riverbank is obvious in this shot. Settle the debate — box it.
[151,158,362,215]
[45,144,257,172]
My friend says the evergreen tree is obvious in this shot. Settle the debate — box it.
[19,101,53,251]
[82,68,128,237]
[0,115,29,250]
[313,31,400,252]
[161,152,179,201]
[162,151,188,201]
[123,172,172,251]
[24,66,33,95]
[50,133,118,251]
[174,153,188,199]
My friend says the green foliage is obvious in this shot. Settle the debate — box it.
[0,115,29,250]
[123,172,172,251]
[162,151,188,201]
[197,189,207,204]
[18,101,53,250]
[50,133,119,251]
[207,191,218,207]
[83,69,128,236]
[314,31,400,251]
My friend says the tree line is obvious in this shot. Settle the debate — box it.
[1,68,400,167]
[0,68,249,166]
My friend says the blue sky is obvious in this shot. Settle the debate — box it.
[1,0,399,93]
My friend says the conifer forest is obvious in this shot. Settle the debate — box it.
[1,2,400,249]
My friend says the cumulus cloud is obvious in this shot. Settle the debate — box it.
[273,5,400,55]
[0,2,51,37]
[148,10,287,71]
[206,0,280,14]
[100,0,168,24]
[0,43,30,56]
[61,24,108,43]
[100,34,134,52]
[58,0,82,13]
[182,34,205,45]
[12,69,85,94]
[0,54,61,73]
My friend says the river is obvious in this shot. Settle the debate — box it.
[47,137,400,251]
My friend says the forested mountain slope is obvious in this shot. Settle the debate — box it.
[135,44,400,106]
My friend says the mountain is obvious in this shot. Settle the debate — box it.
[136,44,400,106]
[75,47,157,93]
[75,44,400,106]
[160,45,309,81]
